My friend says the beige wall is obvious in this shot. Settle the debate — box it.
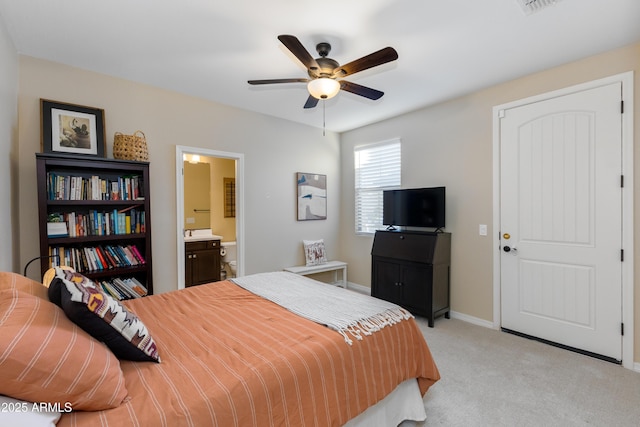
[17,56,341,294]
[0,18,18,272]
[339,42,640,362]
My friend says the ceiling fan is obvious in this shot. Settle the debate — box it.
[248,35,398,109]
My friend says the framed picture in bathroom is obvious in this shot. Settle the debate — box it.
[296,172,327,221]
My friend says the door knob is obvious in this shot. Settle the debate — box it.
[503,246,517,253]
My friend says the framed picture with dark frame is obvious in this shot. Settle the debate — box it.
[40,99,105,157]
[296,172,327,221]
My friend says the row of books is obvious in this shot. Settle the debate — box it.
[47,209,145,237]
[46,172,144,201]
[97,277,148,300]
[49,244,146,273]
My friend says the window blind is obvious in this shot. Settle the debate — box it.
[354,140,401,234]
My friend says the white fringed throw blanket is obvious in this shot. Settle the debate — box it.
[231,271,412,344]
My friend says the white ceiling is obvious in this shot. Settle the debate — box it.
[1,0,639,132]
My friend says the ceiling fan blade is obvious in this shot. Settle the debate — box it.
[339,81,384,100]
[333,47,398,77]
[303,95,319,109]
[248,78,309,85]
[277,35,320,71]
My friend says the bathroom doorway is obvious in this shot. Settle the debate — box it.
[176,146,244,289]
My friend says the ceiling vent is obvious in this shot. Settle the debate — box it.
[516,0,563,15]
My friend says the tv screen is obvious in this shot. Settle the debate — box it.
[383,187,446,229]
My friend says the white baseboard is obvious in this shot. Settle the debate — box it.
[449,310,496,329]
[346,282,371,295]
[346,286,497,331]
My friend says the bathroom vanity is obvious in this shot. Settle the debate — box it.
[185,231,222,287]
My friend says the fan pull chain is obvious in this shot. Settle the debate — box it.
[323,100,326,136]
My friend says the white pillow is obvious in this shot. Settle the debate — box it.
[0,395,62,427]
[303,239,327,266]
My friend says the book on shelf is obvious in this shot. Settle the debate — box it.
[100,281,124,300]
[98,277,148,301]
[46,172,145,201]
[47,222,68,237]
[48,244,145,273]
[49,209,145,238]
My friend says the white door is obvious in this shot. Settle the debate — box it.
[500,82,622,361]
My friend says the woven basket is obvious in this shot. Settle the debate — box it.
[113,130,149,161]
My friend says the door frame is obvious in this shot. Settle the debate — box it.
[175,145,245,289]
[491,72,634,369]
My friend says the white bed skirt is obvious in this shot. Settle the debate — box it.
[343,378,426,427]
[0,380,426,427]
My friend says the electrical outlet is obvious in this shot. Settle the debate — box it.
[479,224,488,236]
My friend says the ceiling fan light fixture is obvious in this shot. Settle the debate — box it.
[249,35,398,109]
[307,78,340,100]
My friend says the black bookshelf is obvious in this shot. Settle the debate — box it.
[36,153,153,296]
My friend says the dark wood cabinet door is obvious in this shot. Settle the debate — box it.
[400,264,432,310]
[192,249,220,285]
[372,260,402,303]
[185,254,194,287]
[185,240,221,286]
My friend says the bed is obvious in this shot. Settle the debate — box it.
[0,270,440,426]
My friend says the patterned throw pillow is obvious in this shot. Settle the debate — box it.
[48,267,160,362]
[303,239,328,266]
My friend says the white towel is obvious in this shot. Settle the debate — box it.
[232,271,412,344]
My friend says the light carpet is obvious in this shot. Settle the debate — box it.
[413,317,640,427]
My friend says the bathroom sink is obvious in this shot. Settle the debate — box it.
[184,229,223,242]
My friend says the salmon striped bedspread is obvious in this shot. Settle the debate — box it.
[57,278,440,427]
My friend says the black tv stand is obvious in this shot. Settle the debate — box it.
[371,229,451,327]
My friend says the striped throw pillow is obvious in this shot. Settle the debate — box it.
[0,271,49,300]
[0,288,128,411]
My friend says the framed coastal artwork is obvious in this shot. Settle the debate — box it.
[296,172,327,221]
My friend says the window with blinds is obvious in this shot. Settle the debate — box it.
[354,139,401,234]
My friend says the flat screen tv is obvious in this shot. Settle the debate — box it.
[383,187,446,229]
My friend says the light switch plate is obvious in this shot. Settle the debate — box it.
[479,224,488,236]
